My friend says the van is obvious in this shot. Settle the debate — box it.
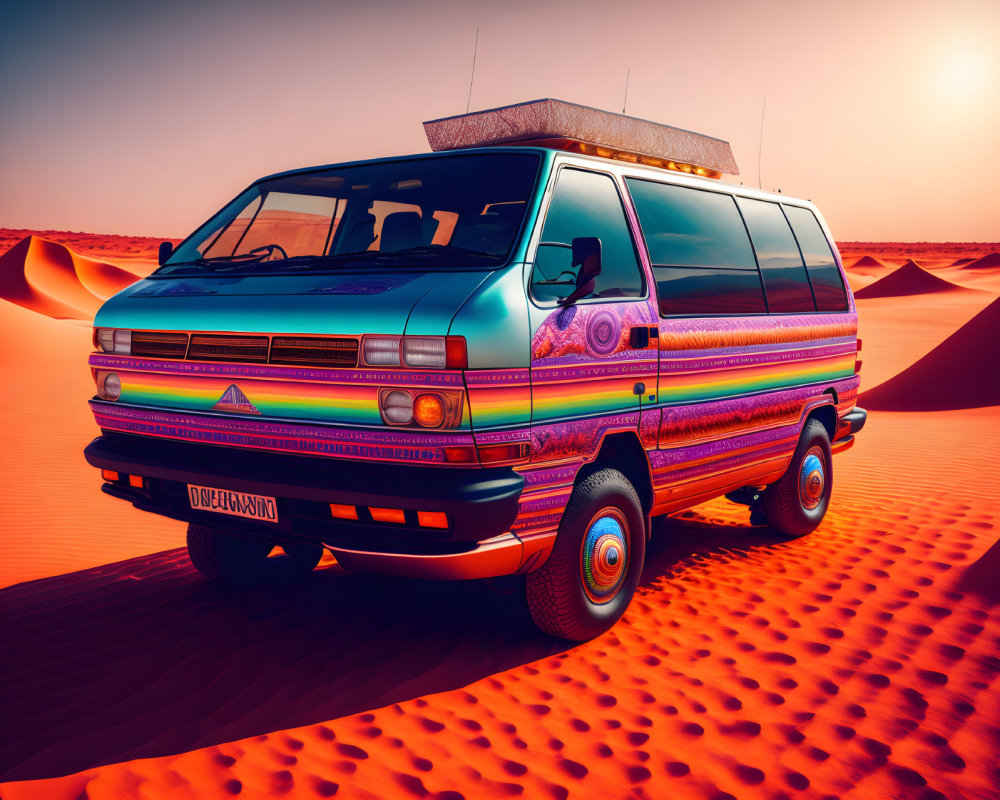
[85,99,866,640]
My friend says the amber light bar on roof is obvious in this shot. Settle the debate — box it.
[423,98,739,177]
[508,137,722,180]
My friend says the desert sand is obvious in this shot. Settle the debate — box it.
[1,233,999,800]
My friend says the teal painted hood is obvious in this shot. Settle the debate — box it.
[94,270,492,336]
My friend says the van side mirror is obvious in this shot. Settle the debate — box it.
[557,237,602,306]
[158,241,174,266]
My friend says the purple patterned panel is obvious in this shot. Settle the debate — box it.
[660,384,826,446]
[650,424,800,486]
[532,302,653,364]
[659,313,858,355]
[532,411,641,463]
[518,463,581,489]
[306,275,420,295]
[91,403,474,465]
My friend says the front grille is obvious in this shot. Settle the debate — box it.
[188,334,270,363]
[131,331,189,358]
[270,336,358,367]
[118,331,361,368]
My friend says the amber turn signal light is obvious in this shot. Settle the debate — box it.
[413,393,446,427]
[101,469,119,482]
[128,474,145,488]
[330,503,358,520]
[478,441,531,465]
[369,507,406,524]
[442,445,478,464]
[417,511,449,529]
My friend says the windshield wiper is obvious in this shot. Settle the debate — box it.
[390,245,502,261]
[249,247,501,271]
[153,254,270,275]
[155,252,374,276]
[155,245,502,277]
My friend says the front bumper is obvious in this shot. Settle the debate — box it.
[831,406,867,454]
[842,407,867,435]
[84,433,545,578]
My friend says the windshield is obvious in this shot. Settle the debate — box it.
[157,152,540,276]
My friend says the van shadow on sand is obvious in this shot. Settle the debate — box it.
[0,515,788,782]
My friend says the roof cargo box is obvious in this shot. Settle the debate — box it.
[424,98,739,177]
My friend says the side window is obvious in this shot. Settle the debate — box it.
[737,198,816,313]
[530,169,644,304]
[783,205,849,312]
[625,178,766,316]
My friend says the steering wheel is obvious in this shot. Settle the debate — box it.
[247,243,288,261]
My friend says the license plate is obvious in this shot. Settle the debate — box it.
[187,484,279,523]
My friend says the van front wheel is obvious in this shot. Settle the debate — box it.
[187,523,273,584]
[763,418,833,537]
[526,468,645,641]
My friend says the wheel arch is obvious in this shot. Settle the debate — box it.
[806,399,838,442]
[576,431,653,538]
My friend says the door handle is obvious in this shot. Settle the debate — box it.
[629,326,658,349]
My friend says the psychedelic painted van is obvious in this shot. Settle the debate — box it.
[85,100,866,640]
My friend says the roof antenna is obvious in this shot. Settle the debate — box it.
[466,27,479,113]
[757,92,767,190]
[622,67,631,114]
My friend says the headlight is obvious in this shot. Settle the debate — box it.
[96,328,131,354]
[96,371,122,401]
[362,336,401,366]
[361,336,467,369]
[381,390,413,424]
[402,337,446,369]
[378,388,464,428]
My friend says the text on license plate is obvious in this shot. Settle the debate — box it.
[188,484,279,523]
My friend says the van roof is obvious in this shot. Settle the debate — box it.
[258,147,809,211]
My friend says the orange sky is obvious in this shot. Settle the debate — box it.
[0,0,998,242]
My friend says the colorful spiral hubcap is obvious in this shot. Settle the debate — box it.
[581,509,629,604]
[799,447,826,510]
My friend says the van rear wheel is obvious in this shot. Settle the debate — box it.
[762,418,833,537]
[526,468,645,641]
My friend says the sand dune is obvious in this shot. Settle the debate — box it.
[851,255,885,268]
[951,257,976,267]
[0,236,139,319]
[862,296,1000,410]
[1,233,999,800]
[964,252,1000,270]
[854,259,968,299]
[2,408,999,799]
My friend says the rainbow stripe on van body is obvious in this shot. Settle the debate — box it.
[463,369,531,431]
[89,353,471,430]
[503,311,859,537]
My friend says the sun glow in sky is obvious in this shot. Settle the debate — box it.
[0,0,998,242]
[935,47,993,101]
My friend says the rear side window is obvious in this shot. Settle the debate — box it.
[737,198,816,313]
[531,169,644,304]
[783,205,849,312]
[625,179,766,316]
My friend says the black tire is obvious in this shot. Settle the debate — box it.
[526,468,645,641]
[273,542,324,576]
[763,418,833,537]
[187,525,325,585]
[187,523,274,584]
